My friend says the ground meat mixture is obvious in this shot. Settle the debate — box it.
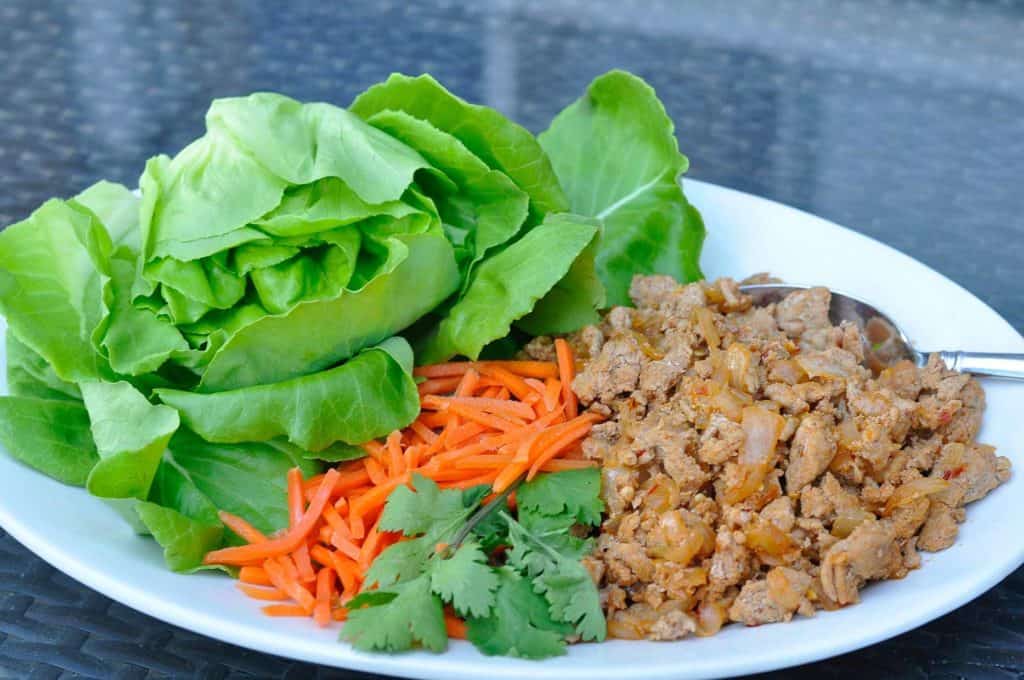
[531,275,1011,640]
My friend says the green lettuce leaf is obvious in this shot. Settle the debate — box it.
[363,109,530,286]
[156,338,419,451]
[5,330,81,401]
[351,73,568,217]
[81,381,180,499]
[0,396,98,485]
[134,501,224,573]
[539,70,705,306]
[0,197,112,382]
[516,227,604,335]
[416,213,600,363]
[95,250,190,376]
[162,429,318,535]
[197,228,457,391]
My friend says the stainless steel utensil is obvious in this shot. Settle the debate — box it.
[740,284,1024,380]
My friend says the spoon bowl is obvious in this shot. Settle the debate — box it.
[739,283,1024,380]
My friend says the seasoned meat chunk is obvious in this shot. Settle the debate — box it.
[775,287,831,340]
[729,567,813,625]
[917,502,961,552]
[820,520,902,604]
[573,338,645,404]
[785,413,838,494]
[931,442,1011,506]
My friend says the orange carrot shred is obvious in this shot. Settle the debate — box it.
[264,558,316,613]
[218,511,268,544]
[554,338,578,418]
[409,420,439,444]
[417,375,462,396]
[348,511,366,541]
[237,583,289,601]
[447,402,521,432]
[239,566,273,586]
[445,614,468,639]
[331,530,362,561]
[204,468,340,565]
[386,430,405,477]
[262,604,309,617]
[543,378,562,413]
[314,568,334,627]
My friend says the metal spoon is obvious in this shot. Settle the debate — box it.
[739,283,1024,380]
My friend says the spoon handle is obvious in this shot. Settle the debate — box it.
[938,351,1024,380]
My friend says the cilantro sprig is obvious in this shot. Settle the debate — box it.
[341,468,606,659]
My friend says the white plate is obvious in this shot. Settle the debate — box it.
[1,179,1021,680]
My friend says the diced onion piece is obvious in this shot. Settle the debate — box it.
[725,343,754,393]
[770,359,806,385]
[738,406,786,466]
[647,510,715,565]
[695,600,729,637]
[796,352,852,378]
[883,477,950,516]
[695,307,720,350]
[745,519,797,557]
[831,508,875,538]
[766,568,802,610]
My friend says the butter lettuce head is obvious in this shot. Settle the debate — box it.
[0,71,705,572]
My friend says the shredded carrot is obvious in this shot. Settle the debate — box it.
[361,440,386,460]
[287,469,317,583]
[218,511,268,544]
[314,568,334,627]
[415,360,558,380]
[447,402,521,432]
[237,583,289,601]
[543,378,562,413]
[363,457,389,486]
[445,614,468,639]
[238,566,272,586]
[409,419,438,444]
[554,338,578,418]
[417,375,462,396]
[214,346,605,628]
[386,430,404,477]
[262,604,309,617]
[264,557,316,613]
[204,468,340,565]
[454,454,516,469]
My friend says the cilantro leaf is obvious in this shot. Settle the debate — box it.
[535,564,605,643]
[466,568,571,659]
[504,514,606,642]
[379,473,470,538]
[518,511,594,561]
[363,537,433,589]
[517,468,603,526]
[461,484,492,509]
[342,576,447,653]
[345,591,397,608]
[429,541,499,618]
[471,494,511,553]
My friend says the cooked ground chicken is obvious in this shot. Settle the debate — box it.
[528,275,1011,639]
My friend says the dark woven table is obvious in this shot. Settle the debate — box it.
[1,1,1022,678]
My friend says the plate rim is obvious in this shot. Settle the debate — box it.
[1,177,1021,679]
